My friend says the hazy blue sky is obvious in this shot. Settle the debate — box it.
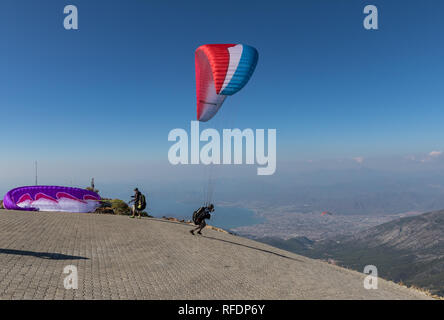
[1,0,444,201]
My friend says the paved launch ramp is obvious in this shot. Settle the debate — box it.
[0,210,431,300]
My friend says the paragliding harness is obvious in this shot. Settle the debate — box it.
[193,207,211,225]
[136,193,147,211]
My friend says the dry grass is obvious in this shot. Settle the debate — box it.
[400,283,443,300]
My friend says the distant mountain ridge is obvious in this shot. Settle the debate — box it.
[259,210,444,296]
[346,209,444,252]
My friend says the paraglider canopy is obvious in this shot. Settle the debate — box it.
[195,44,259,122]
[3,186,101,213]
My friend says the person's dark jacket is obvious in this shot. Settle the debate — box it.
[131,191,141,205]
[196,207,211,224]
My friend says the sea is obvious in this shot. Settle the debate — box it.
[148,199,264,231]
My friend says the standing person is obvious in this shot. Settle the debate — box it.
[190,204,214,235]
[129,188,146,219]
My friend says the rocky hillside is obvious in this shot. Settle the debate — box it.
[260,210,444,296]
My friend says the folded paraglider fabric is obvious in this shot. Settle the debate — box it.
[3,186,101,213]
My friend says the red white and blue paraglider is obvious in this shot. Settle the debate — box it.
[195,44,259,122]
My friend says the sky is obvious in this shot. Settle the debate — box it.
[1,0,444,204]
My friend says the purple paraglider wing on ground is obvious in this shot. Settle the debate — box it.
[3,186,101,213]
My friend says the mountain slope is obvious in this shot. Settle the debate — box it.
[0,209,431,299]
[260,210,444,296]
